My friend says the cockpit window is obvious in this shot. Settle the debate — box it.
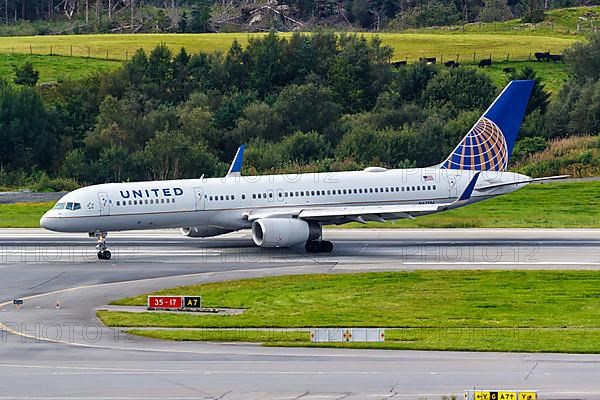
[73,203,81,210]
[66,202,73,210]
[54,203,66,210]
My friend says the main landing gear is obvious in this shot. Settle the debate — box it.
[92,231,111,260]
[305,240,333,253]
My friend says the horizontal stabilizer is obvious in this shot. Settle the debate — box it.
[475,175,569,191]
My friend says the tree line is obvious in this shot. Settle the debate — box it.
[1,31,599,190]
[1,0,598,34]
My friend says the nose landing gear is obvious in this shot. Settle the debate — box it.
[93,231,111,260]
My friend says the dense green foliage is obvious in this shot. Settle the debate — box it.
[0,31,598,187]
[1,0,598,34]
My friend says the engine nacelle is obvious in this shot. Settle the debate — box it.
[180,226,235,238]
[252,218,321,248]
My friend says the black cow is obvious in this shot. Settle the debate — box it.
[391,60,407,68]
[502,67,516,74]
[419,57,436,64]
[535,51,550,61]
[478,58,492,68]
[444,60,459,68]
[549,54,564,62]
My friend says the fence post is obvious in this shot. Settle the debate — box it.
[473,52,476,62]
[106,49,109,60]
[506,53,509,61]
[125,50,128,60]
[70,45,73,57]
[50,45,52,56]
[87,47,90,58]
[29,44,32,54]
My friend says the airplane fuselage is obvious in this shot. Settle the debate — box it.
[40,168,528,234]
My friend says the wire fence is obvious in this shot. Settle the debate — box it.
[0,44,570,65]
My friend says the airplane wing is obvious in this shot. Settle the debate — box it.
[475,175,569,192]
[246,173,481,224]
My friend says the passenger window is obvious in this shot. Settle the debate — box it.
[161,199,164,204]
[145,199,149,204]
[232,195,235,200]
[268,192,273,198]
[242,195,245,200]
[412,186,416,191]
[433,185,437,190]
[172,198,175,203]
[150,199,154,204]
[225,195,229,200]
[116,201,120,206]
[252,194,256,199]
[220,196,224,201]
[133,200,137,205]
[369,188,373,193]
[295,192,299,196]
[353,189,357,194]
[427,185,431,190]
[401,187,405,191]
[128,200,132,205]
[374,188,378,193]
[406,187,410,192]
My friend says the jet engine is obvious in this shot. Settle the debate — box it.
[180,226,235,238]
[251,218,321,248]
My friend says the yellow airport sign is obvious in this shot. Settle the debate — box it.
[474,392,490,400]
[466,390,536,400]
[519,392,537,400]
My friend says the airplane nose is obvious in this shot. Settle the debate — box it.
[40,213,49,229]
[40,212,58,231]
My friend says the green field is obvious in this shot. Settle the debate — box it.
[0,202,53,228]
[0,54,120,83]
[0,32,576,91]
[0,32,577,62]
[2,181,599,228]
[410,6,600,37]
[100,271,600,352]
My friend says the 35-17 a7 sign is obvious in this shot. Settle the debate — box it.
[148,296,182,310]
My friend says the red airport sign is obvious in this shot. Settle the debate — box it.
[148,296,183,310]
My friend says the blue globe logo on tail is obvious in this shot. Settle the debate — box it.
[439,80,535,172]
[441,117,508,171]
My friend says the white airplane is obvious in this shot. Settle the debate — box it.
[41,80,567,259]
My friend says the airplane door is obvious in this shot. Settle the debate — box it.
[97,192,110,216]
[194,187,205,211]
[448,175,460,199]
